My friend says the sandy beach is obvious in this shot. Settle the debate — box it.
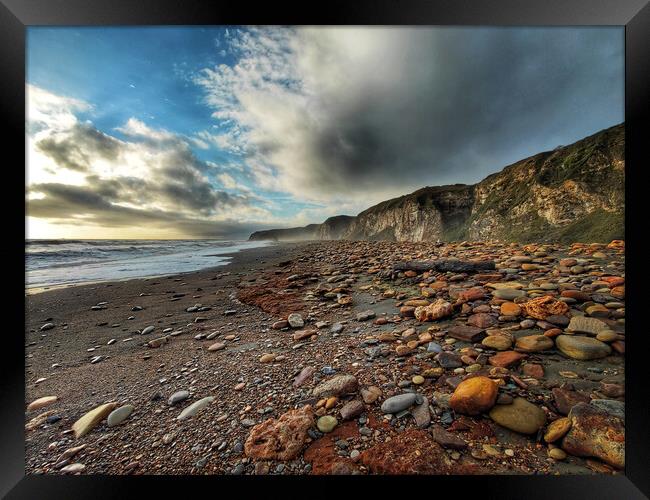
[25,240,625,475]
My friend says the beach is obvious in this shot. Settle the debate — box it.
[25,240,625,475]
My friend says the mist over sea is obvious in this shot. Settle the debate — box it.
[25,239,270,289]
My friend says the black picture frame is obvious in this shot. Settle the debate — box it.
[2,0,648,498]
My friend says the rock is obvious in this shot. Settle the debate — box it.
[488,350,527,368]
[25,410,57,431]
[467,313,497,329]
[561,403,624,469]
[515,335,554,352]
[361,386,382,404]
[482,335,512,351]
[61,463,85,474]
[272,320,289,329]
[552,388,591,415]
[72,402,118,438]
[340,400,364,420]
[522,363,544,379]
[447,325,485,343]
[381,393,418,414]
[287,313,304,328]
[177,396,215,420]
[556,335,611,360]
[566,316,611,335]
[40,323,55,331]
[312,375,358,398]
[493,288,526,300]
[435,352,463,369]
[330,322,344,334]
[293,330,316,341]
[489,397,546,434]
[449,376,498,415]
[356,310,376,321]
[430,425,468,449]
[148,336,169,348]
[596,330,618,342]
[317,415,338,433]
[590,399,625,421]
[107,404,134,427]
[293,366,315,387]
[27,396,58,412]
[520,296,569,320]
[259,353,276,363]
[500,302,521,316]
[245,406,314,460]
[411,397,431,428]
[168,390,190,405]
[414,299,453,322]
[544,417,572,443]
[208,342,226,352]
[412,375,425,385]
[141,326,155,335]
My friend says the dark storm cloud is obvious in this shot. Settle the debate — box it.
[308,28,624,189]
[36,123,121,171]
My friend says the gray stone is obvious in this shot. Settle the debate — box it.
[107,404,134,427]
[312,375,358,398]
[287,313,304,328]
[381,393,418,414]
[177,396,215,420]
[141,326,155,335]
[168,390,190,406]
[411,397,431,428]
[590,399,625,422]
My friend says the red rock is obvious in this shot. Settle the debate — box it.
[488,350,527,368]
[522,363,544,379]
[456,287,486,303]
[400,306,416,318]
[611,340,625,353]
[467,313,497,329]
[447,325,486,343]
[560,290,590,301]
[244,406,314,460]
[552,388,590,415]
[500,302,521,316]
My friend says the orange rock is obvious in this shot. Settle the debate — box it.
[414,299,453,322]
[520,296,569,320]
[400,306,416,318]
[500,302,521,316]
[456,287,487,303]
[449,376,498,416]
[560,290,590,301]
[610,286,625,299]
[404,270,418,278]
[245,406,314,460]
[488,350,527,368]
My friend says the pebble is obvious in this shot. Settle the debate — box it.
[317,415,338,433]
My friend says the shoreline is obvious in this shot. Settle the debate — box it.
[25,241,283,295]
[24,239,625,475]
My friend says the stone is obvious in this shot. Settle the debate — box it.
[312,375,358,398]
[522,363,544,379]
[168,390,190,405]
[245,406,314,460]
[430,425,467,449]
[259,353,276,363]
[520,296,569,320]
[493,288,526,300]
[287,313,304,328]
[72,402,119,438]
[561,403,624,469]
[435,352,463,369]
[27,396,58,412]
[489,397,546,434]
[361,386,382,404]
[356,310,376,321]
[449,376,498,416]
[148,336,169,348]
[515,335,554,352]
[177,396,215,420]
[481,335,512,351]
[208,342,226,352]
[40,323,55,331]
[293,366,315,387]
[590,399,625,421]
[456,287,486,303]
[549,448,567,460]
[467,313,497,329]
[412,375,425,385]
[107,404,134,427]
[141,326,155,335]
[488,350,527,368]
[552,388,591,415]
[381,393,418,414]
[544,417,572,443]
[293,330,316,341]
[500,302,521,316]
[411,397,431,428]
[272,320,289,329]
[447,325,485,343]
[556,335,611,360]
[566,316,611,335]
[61,463,85,474]
[317,415,338,433]
[596,330,618,342]
[339,400,364,420]
[414,299,453,322]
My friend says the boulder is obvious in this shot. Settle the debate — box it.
[489,397,546,434]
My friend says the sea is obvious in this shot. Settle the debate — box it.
[25,239,271,290]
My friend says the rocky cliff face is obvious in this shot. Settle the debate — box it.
[249,124,624,243]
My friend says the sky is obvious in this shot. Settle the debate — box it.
[26,26,624,240]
